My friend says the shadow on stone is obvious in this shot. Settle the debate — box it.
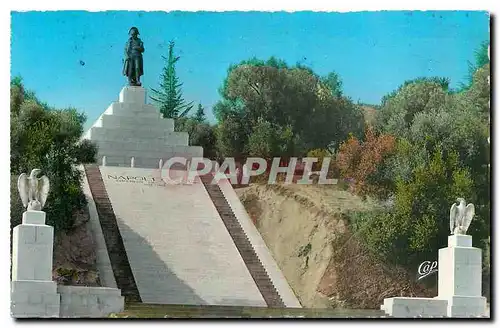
[115,216,207,305]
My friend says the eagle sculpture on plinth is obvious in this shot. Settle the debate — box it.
[449,197,475,235]
[17,169,50,211]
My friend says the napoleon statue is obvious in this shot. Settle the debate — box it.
[123,27,144,86]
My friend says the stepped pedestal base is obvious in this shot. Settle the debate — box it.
[381,297,447,317]
[381,234,488,317]
[436,295,487,318]
[11,281,60,318]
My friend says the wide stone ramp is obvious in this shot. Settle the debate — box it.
[92,166,267,307]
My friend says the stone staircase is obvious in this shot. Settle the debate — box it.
[83,164,142,303]
[200,174,285,308]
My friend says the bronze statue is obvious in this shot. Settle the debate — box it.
[123,27,144,86]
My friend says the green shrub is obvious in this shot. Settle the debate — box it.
[175,117,218,160]
[10,78,97,234]
[356,147,475,268]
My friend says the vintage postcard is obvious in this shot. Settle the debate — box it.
[8,7,491,319]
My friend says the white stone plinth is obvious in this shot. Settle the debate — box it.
[119,86,146,104]
[436,234,487,317]
[22,210,46,225]
[445,295,487,317]
[448,234,472,247]
[12,213,54,281]
[438,235,482,298]
[11,279,60,318]
[11,211,60,318]
[382,297,447,317]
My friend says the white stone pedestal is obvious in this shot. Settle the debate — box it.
[119,86,146,104]
[11,211,60,318]
[82,86,204,168]
[381,234,488,318]
[435,235,487,317]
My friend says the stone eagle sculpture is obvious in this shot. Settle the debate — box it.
[17,169,50,211]
[449,197,475,235]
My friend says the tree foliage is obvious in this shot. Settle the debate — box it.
[306,148,332,171]
[348,44,490,271]
[10,77,97,233]
[356,148,474,267]
[336,127,396,197]
[150,41,194,118]
[376,79,449,137]
[175,117,218,160]
[193,103,206,123]
[458,40,489,92]
[214,57,364,161]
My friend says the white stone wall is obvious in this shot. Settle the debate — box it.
[78,165,118,288]
[58,286,124,318]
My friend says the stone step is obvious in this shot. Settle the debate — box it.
[93,139,190,154]
[92,156,193,169]
[104,102,160,119]
[87,127,187,143]
[94,140,192,153]
[200,174,285,308]
[93,146,203,161]
[118,303,387,318]
[83,164,142,303]
[98,113,173,131]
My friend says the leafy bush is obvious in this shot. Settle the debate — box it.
[175,117,218,160]
[306,148,332,171]
[356,147,475,268]
[376,79,449,137]
[10,78,97,233]
[343,56,491,294]
[335,127,396,197]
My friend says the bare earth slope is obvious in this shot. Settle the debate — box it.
[236,183,434,309]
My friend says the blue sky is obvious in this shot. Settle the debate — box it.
[11,11,489,130]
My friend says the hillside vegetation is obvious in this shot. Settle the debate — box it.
[237,183,435,309]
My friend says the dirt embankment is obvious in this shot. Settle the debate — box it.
[237,183,434,309]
